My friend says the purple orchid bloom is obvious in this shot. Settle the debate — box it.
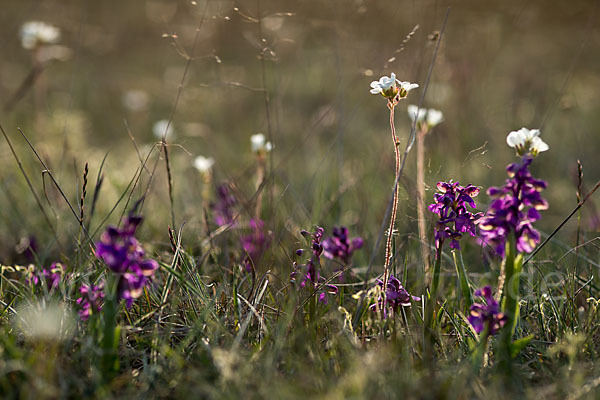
[468,286,507,335]
[428,181,483,250]
[95,215,158,308]
[478,156,548,257]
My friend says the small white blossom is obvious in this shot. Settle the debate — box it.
[122,90,149,112]
[530,136,549,155]
[407,105,426,123]
[153,119,175,140]
[506,127,548,156]
[397,81,419,98]
[370,73,397,96]
[407,105,443,129]
[370,73,418,100]
[251,133,272,153]
[194,156,215,173]
[426,109,444,127]
[20,21,60,50]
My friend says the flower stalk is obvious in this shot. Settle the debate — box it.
[383,100,400,291]
[452,249,473,311]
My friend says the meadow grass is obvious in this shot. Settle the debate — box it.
[1,1,600,399]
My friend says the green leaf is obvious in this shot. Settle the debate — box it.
[510,334,534,358]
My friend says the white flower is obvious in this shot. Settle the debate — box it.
[407,104,426,123]
[506,127,548,156]
[370,72,397,95]
[251,133,272,153]
[122,90,149,112]
[397,81,419,98]
[530,136,549,154]
[370,73,418,100]
[407,105,443,128]
[20,21,60,50]
[194,155,214,173]
[426,109,444,127]
[153,119,175,140]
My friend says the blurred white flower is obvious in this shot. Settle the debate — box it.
[407,105,426,123]
[426,109,444,127]
[407,105,443,129]
[122,89,149,112]
[251,133,272,154]
[194,155,214,173]
[14,302,74,341]
[20,21,60,50]
[153,119,175,140]
[506,127,548,156]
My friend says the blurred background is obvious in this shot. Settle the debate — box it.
[0,0,599,272]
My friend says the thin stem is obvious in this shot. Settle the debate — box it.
[499,235,523,372]
[416,127,430,276]
[424,242,443,360]
[383,101,400,291]
[452,248,473,311]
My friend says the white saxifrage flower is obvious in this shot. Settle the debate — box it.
[407,105,427,123]
[370,73,418,101]
[426,109,444,127]
[20,21,61,50]
[251,133,272,154]
[397,81,419,99]
[153,119,175,140]
[407,105,443,129]
[506,127,549,156]
[370,73,398,96]
[194,156,215,173]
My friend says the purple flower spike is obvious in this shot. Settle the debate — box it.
[322,226,364,265]
[428,180,483,250]
[26,262,64,291]
[468,286,507,335]
[370,275,420,318]
[211,184,237,227]
[240,218,271,272]
[477,156,548,257]
[95,214,158,308]
[76,282,105,321]
[291,227,338,303]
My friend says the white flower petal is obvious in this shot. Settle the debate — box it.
[153,119,174,139]
[194,156,215,173]
[426,109,444,127]
[531,136,549,153]
[506,130,522,147]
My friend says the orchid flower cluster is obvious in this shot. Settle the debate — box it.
[370,275,421,318]
[291,227,338,303]
[468,286,507,335]
[428,181,483,250]
[76,283,105,321]
[322,226,364,266]
[26,262,64,291]
[95,215,158,308]
[211,184,237,227]
[478,156,548,257]
[240,219,271,272]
